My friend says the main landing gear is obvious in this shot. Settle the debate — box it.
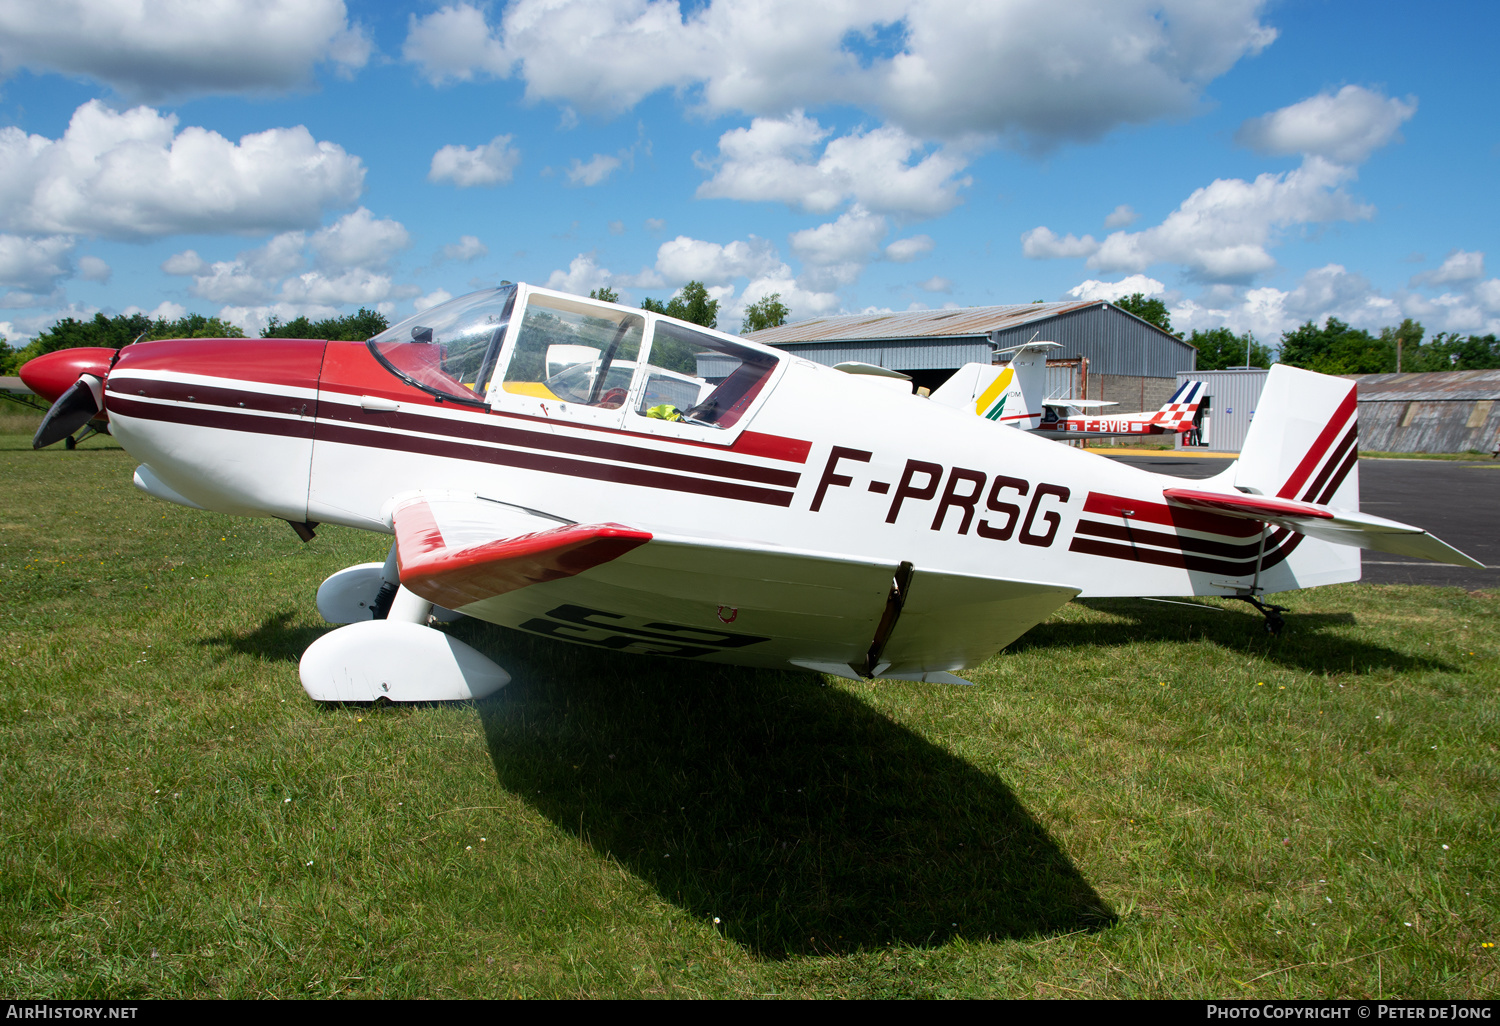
[1230,594,1289,635]
[299,546,508,703]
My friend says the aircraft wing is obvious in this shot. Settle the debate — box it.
[390,491,1079,679]
[391,493,653,610]
[1042,398,1117,410]
[1162,487,1484,569]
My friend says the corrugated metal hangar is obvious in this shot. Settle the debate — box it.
[745,300,1198,407]
[1172,368,1267,454]
[1348,371,1500,454]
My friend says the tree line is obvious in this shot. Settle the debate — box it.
[1,282,793,378]
[1113,293,1500,373]
[0,308,392,376]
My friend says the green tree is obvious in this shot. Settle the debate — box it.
[1390,329,1500,372]
[1187,327,1273,370]
[2,311,245,374]
[1377,318,1425,372]
[640,280,718,328]
[1114,292,1181,338]
[740,292,789,334]
[1278,317,1395,374]
[588,286,620,304]
[261,308,389,341]
[1427,332,1500,370]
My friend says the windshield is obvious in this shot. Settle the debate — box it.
[369,286,516,404]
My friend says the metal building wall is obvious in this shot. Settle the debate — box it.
[1045,363,1080,400]
[987,305,1195,378]
[1358,401,1500,452]
[773,337,991,371]
[1349,371,1500,453]
[1174,369,1267,454]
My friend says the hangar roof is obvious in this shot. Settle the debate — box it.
[745,300,1109,345]
[1347,370,1500,402]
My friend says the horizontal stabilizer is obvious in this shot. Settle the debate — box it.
[391,493,652,610]
[1163,487,1484,569]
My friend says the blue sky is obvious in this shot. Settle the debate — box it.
[0,0,1495,342]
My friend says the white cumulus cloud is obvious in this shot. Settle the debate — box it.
[1236,85,1416,165]
[161,250,206,276]
[1104,204,1138,229]
[311,208,409,270]
[1027,156,1375,283]
[545,253,615,296]
[0,0,370,100]
[566,153,624,187]
[789,206,888,289]
[280,268,410,308]
[655,234,785,285]
[184,260,275,305]
[696,112,971,217]
[1170,262,1500,342]
[415,289,455,312]
[428,135,521,187]
[402,3,510,85]
[1090,158,1370,281]
[885,235,933,262]
[790,207,887,265]
[76,255,111,284]
[1067,275,1166,302]
[1021,227,1099,260]
[1412,249,1484,287]
[0,100,365,240]
[440,236,488,262]
[405,0,1276,147]
[0,234,75,291]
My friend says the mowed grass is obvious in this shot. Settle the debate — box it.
[1,424,1496,999]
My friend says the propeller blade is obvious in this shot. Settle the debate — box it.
[33,377,102,449]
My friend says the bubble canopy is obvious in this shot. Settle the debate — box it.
[368,286,517,405]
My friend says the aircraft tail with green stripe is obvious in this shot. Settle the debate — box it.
[929,341,1058,426]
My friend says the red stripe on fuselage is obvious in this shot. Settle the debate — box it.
[314,421,797,506]
[1068,529,1302,577]
[318,397,801,488]
[109,388,798,506]
[1081,491,1264,538]
[106,394,317,439]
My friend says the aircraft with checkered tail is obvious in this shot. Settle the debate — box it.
[930,341,1209,441]
[20,285,1484,702]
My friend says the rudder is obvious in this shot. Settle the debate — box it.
[1233,365,1361,589]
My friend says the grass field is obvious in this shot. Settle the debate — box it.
[1,423,1496,999]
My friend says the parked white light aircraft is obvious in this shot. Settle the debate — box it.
[930,342,1208,441]
[23,284,1482,703]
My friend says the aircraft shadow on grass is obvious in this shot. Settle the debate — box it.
[1013,598,1459,676]
[200,609,325,665]
[462,623,1115,959]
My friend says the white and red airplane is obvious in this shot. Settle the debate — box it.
[930,342,1208,440]
[21,284,1482,703]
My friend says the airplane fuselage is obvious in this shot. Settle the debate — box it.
[84,284,1367,679]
